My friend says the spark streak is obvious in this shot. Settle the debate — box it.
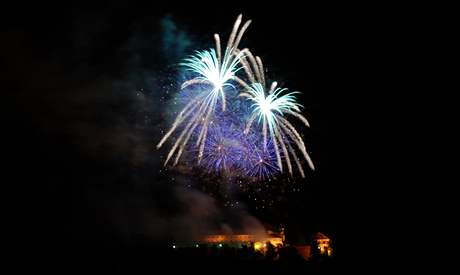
[157,15,251,165]
[239,50,315,177]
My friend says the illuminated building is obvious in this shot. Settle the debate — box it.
[173,229,333,261]
[313,232,333,256]
[199,228,285,251]
[293,232,333,261]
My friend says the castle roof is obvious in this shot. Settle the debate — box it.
[313,232,330,240]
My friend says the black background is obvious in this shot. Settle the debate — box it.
[2,1,408,272]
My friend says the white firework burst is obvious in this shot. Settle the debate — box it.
[239,50,315,178]
[157,14,251,166]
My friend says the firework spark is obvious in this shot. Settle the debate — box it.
[157,15,315,180]
[196,114,278,180]
[239,50,315,178]
[200,122,245,174]
[157,14,251,166]
[244,138,279,180]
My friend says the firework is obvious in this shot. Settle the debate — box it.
[157,15,315,180]
[157,14,252,166]
[166,85,276,180]
[196,113,278,180]
[200,122,245,174]
[239,50,315,178]
[244,138,279,180]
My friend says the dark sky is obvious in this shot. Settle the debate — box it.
[2,2,402,268]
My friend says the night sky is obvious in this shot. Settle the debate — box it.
[3,2,399,270]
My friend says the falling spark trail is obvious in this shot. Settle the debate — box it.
[157,15,252,166]
[157,14,314,179]
[239,50,315,177]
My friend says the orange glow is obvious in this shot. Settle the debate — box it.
[200,234,284,251]
[314,233,332,256]
[201,234,254,243]
[267,238,283,247]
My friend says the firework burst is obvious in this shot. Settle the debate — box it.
[239,50,315,178]
[157,14,251,166]
[244,138,279,180]
[157,14,315,180]
[200,122,245,174]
